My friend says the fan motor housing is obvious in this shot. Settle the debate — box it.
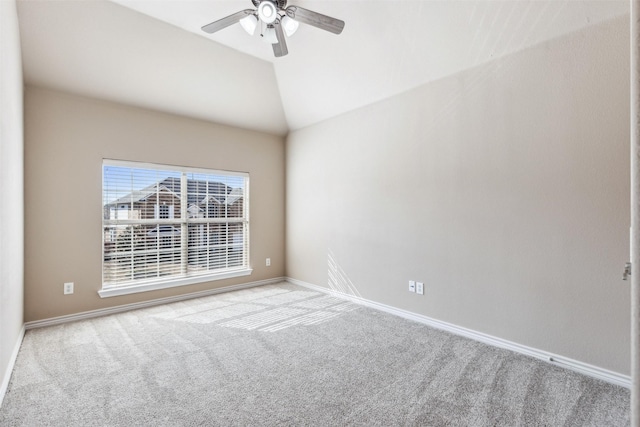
[252,0,287,9]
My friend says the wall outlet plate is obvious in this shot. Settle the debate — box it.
[266,258,271,267]
[64,282,74,295]
[416,282,424,295]
[409,280,416,292]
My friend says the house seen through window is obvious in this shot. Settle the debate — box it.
[101,160,250,297]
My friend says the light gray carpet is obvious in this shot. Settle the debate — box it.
[0,282,630,426]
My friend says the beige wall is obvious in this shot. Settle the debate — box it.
[286,17,631,375]
[0,0,25,401]
[24,87,285,321]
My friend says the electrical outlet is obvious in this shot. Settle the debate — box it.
[409,280,416,293]
[266,258,271,267]
[416,282,424,295]
[63,282,74,295]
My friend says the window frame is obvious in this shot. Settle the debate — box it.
[100,159,251,298]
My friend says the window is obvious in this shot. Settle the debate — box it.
[155,204,174,219]
[101,160,250,297]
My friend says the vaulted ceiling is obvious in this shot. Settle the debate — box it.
[17,0,629,136]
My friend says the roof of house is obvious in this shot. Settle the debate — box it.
[109,183,180,206]
[106,177,242,207]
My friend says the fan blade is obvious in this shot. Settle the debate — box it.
[285,6,344,34]
[272,20,288,57]
[201,9,254,34]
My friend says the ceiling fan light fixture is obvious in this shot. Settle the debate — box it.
[258,1,278,24]
[239,14,258,35]
[282,16,299,37]
[261,26,279,44]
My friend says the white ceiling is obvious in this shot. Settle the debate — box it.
[17,0,629,135]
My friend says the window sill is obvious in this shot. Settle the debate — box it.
[98,268,253,298]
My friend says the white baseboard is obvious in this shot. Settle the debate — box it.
[25,277,286,330]
[287,277,631,389]
[0,325,25,408]
[21,275,631,389]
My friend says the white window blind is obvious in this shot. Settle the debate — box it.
[102,160,250,296]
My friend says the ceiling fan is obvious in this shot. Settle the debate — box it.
[201,0,345,57]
